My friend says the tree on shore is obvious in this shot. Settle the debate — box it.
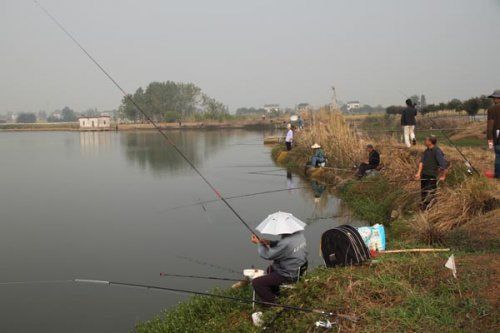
[235,107,267,116]
[119,81,228,122]
[387,94,493,116]
[17,113,37,123]
[61,107,78,122]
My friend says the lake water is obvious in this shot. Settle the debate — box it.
[0,129,357,333]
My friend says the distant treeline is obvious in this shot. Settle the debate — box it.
[15,107,79,123]
[235,107,267,116]
[341,104,386,114]
[386,95,492,116]
[119,81,229,122]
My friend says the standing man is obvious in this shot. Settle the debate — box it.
[401,99,417,147]
[487,90,500,178]
[415,136,448,209]
[297,115,304,130]
[357,144,380,178]
[285,124,294,151]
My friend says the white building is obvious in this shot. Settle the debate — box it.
[346,101,361,112]
[78,116,111,130]
[296,103,310,112]
[263,104,280,113]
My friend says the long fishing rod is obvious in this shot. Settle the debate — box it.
[364,127,468,133]
[248,168,288,174]
[74,279,358,322]
[160,272,242,282]
[397,90,479,175]
[34,1,258,237]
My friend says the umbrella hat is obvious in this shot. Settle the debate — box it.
[256,211,306,235]
[488,89,500,98]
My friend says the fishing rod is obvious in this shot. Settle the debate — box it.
[364,127,468,133]
[34,1,259,238]
[247,168,287,174]
[74,279,358,322]
[159,272,242,282]
[397,90,478,175]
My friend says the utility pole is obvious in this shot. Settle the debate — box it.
[330,86,338,112]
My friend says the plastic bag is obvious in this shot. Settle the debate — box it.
[357,224,386,251]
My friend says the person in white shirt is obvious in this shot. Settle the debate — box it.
[285,124,294,151]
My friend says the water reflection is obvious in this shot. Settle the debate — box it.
[120,130,231,175]
[79,131,112,155]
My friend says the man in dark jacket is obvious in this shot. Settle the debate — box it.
[401,99,417,147]
[487,90,500,178]
[415,136,448,209]
[357,144,380,178]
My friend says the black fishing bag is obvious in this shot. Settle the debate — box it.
[320,225,370,267]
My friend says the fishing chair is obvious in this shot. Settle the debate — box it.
[281,261,308,290]
[251,262,308,309]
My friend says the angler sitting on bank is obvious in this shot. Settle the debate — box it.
[251,212,308,304]
[356,144,380,178]
[309,143,326,167]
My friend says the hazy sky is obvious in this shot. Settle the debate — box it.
[1,0,499,113]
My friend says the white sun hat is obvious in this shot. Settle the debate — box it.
[311,143,321,149]
[256,211,306,235]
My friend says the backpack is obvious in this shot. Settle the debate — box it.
[320,225,370,267]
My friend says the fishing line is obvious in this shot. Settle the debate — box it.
[74,279,358,322]
[0,279,73,286]
[175,255,242,275]
[248,172,285,177]
[155,185,312,214]
[34,1,257,237]
[159,272,242,282]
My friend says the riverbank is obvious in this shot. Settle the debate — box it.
[136,112,498,332]
[0,119,284,132]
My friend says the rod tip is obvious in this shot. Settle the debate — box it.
[74,279,110,285]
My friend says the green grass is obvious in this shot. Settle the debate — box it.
[136,142,498,332]
[338,177,404,225]
[136,252,497,332]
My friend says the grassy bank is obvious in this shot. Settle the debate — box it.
[137,111,499,332]
[0,119,280,132]
[0,122,79,131]
[136,251,498,332]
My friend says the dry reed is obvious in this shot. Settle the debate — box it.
[291,110,498,242]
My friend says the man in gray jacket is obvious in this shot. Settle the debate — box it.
[251,232,308,303]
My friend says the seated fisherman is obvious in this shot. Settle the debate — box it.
[310,143,326,167]
[357,144,380,178]
[250,232,307,304]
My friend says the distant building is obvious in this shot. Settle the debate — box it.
[346,101,361,112]
[296,103,310,112]
[263,104,280,113]
[50,111,62,120]
[78,116,111,130]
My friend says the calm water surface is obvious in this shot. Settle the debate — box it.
[0,129,358,332]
